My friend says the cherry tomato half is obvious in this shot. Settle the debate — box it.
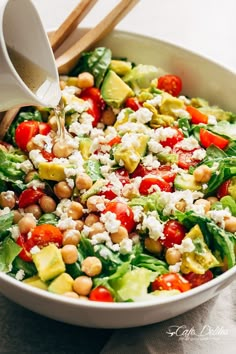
[217,179,231,199]
[16,234,33,262]
[131,164,176,183]
[139,176,172,195]
[38,122,52,135]
[18,188,44,208]
[30,224,63,248]
[152,273,191,292]
[157,74,182,97]
[183,270,213,288]
[200,128,229,150]
[80,87,106,110]
[15,121,39,151]
[103,201,135,233]
[173,147,203,170]
[89,286,114,302]
[161,220,186,248]
[160,127,184,148]
[186,105,208,125]
[125,97,142,111]
[82,96,102,127]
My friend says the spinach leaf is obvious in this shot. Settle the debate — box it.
[0,212,14,241]
[0,149,26,184]
[37,213,59,226]
[0,236,21,272]
[11,256,37,278]
[69,47,112,87]
[178,118,191,137]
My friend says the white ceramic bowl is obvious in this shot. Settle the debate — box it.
[0,29,236,329]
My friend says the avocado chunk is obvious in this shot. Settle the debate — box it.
[159,93,185,117]
[79,137,92,160]
[123,64,160,92]
[38,162,66,181]
[32,244,66,282]
[114,145,140,173]
[48,273,74,294]
[23,275,48,290]
[174,173,202,191]
[80,179,106,203]
[180,225,219,274]
[109,60,132,76]
[101,70,133,108]
[135,134,149,157]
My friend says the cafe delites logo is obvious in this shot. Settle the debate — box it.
[166,325,229,341]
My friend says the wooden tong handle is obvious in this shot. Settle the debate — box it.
[56,0,140,74]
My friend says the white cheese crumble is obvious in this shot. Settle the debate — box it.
[169,261,182,273]
[30,245,41,254]
[90,231,111,245]
[175,137,199,151]
[142,213,164,240]
[175,238,195,253]
[207,209,231,228]
[16,159,34,174]
[100,211,121,233]
[119,238,133,255]
[29,149,47,168]
[192,149,206,160]
[130,107,153,124]
[9,225,20,240]
[15,269,25,281]
[146,95,162,107]
[208,115,217,125]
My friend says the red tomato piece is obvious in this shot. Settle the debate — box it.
[151,273,191,292]
[107,136,122,146]
[130,164,149,178]
[200,128,229,150]
[156,165,177,183]
[89,286,114,302]
[139,176,172,195]
[30,224,63,248]
[80,87,105,110]
[41,150,55,161]
[186,105,208,125]
[38,122,52,135]
[125,97,142,111]
[217,179,231,199]
[82,96,102,127]
[16,234,33,262]
[18,188,44,208]
[174,147,203,170]
[161,220,186,248]
[103,201,135,233]
[99,168,130,200]
[15,121,39,151]
[183,270,213,288]
[157,74,182,97]
[160,128,184,148]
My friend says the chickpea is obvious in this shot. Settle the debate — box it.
[81,256,102,277]
[193,165,212,183]
[75,220,84,231]
[48,115,58,131]
[110,226,128,244]
[75,173,93,190]
[194,199,211,213]
[26,140,40,152]
[67,201,83,220]
[13,210,23,224]
[62,229,81,246]
[78,295,89,301]
[24,204,42,219]
[53,141,74,158]
[59,80,66,90]
[88,222,106,238]
[165,248,182,265]
[144,237,163,255]
[84,213,99,226]
[175,199,187,212]
[24,170,38,183]
[54,181,73,199]
[86,195,105,212]
[63,291,80,299]
[77,72,94,88]
[39,195,57,213]
[73,275,93,296]
[224,216,236,233]
[101,107,116,126]
[122,184,139,200]
[0,191,16,209]
[18,214,36,234]
[61,244,78,264]
[207,196,218,205]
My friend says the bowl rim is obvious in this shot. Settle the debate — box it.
[0,28,236,311]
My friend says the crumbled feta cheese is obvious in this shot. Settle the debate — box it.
[176,137,199,151]
[142,214,164,240]
[99,247,111,259]
[131,206,144,222]
[146,95,162,107]
[9,225,20,240]
[175,238,195,253]
[192,149,206,160]
[148,140,164,154]
[207,209,231,228]
[208,115,217,125]
[30,245,41,254]
[15,269,25,281]
[29,149,47,168]
[27,179,45,190]
[0,207,11,216]
[55,199,72,217]
[16,159,34,174]
[178,96,191,105]
[169,261,182,273]
[119,238,133,255]
[66,178,75,189]
[91,231,111,245]
[130,107,153,124]
[100,211,121,233]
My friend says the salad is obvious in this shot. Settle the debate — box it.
[0,46,236,303]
